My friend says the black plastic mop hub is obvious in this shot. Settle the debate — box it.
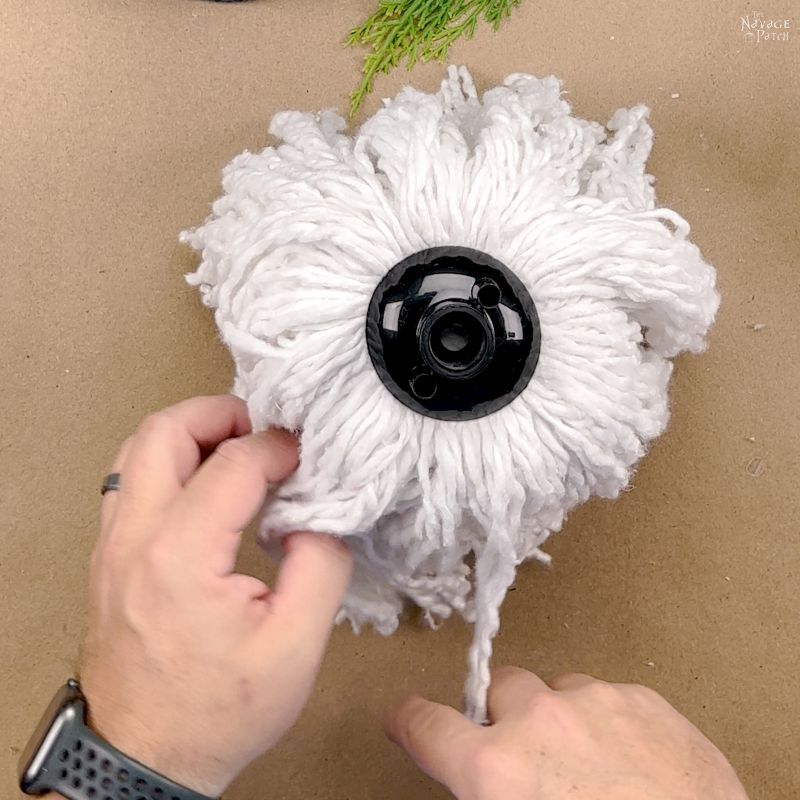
[366,246,541,421]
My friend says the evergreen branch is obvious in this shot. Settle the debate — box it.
[346,0,522,116]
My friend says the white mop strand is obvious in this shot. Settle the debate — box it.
[182,66,718,722]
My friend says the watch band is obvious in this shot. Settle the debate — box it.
[45,723,214,800]
[19,680,215,800]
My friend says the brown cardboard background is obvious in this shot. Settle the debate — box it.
[1,1,798,798]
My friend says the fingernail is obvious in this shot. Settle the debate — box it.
[258,428,300,467]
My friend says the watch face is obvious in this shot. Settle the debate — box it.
[18,680,85,792]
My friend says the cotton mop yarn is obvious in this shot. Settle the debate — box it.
[182,66,719,722]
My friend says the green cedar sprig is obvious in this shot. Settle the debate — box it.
[346,0,522,116]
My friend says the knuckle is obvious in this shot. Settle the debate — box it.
[137,411,174,440]
[626,682,662,705]
[392,697,454,760]
[401,698,438,749]
[581,680,628,709]
[491,664,528,683]
[519,689,565,722]
[584,679,615,698]
[212,436,253,471]
[550,671,583,690]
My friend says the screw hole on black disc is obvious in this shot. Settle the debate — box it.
[410,373,437,399]
[476,280,501,308]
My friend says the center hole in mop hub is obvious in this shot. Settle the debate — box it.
[422,306,494,379]
[366,246,541,421]
[440,324,468,352]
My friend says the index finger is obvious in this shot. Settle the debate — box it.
[169,429,299,574]
[385,695,481,795]
[116,395,252,515]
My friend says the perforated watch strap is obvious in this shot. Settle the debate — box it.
[45,720,215,800]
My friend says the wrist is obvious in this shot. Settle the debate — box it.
[84,690,229,798]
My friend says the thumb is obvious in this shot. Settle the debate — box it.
[385,695,481,794]
[268,532,352,645]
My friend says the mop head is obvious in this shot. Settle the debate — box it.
[182,66,718,722]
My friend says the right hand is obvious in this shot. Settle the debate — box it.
[386,667,748,800]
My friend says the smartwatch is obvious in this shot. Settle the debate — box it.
[18,679,216,800]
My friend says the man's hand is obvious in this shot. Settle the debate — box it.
[81,395,352,797]
[386,667,748,800]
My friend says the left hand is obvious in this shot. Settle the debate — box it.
[80,394,352,796]
[385,667,748,800]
